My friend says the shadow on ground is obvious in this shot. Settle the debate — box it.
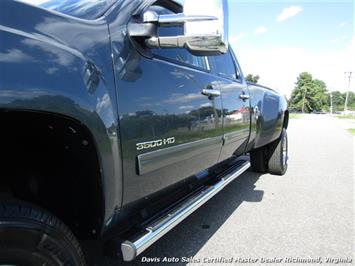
[86,170,264,265]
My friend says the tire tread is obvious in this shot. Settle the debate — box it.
[0,200,86,266]
[268,129,287,175]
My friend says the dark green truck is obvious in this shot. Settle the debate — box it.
[0,0,288,264]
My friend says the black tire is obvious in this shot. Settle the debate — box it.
[0,199,86,266]
[250,147,268,173]
[268,129,288,175]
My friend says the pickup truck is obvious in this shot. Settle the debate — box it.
[0,0,288,264]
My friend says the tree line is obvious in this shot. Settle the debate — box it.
[289,72,354,113]
[246,72,354,113]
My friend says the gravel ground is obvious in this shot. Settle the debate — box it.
[89,114,354,266]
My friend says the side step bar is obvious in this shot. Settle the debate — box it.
[121,160,250,261]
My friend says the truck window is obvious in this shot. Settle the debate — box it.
[208,51,238,80]
[150,5,209,70]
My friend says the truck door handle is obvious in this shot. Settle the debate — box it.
[239,93,250,101]
[201,88,220,97]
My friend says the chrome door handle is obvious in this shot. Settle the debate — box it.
[239,93,250,101]
[202,88,221,97]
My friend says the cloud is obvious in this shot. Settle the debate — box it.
[341,35,349,40]
[233,37,355,97]
[200,103,212,108]
[46,67,59,75]
[230,33,245,44]
[254,26,268,35]
[96,93,111,113]
[164,92,204,104]
[0,89,47,103]
[339,22,346,27]
[0,49,35,63]
[19,0,49,5]
[277,6,303,22]
[331,35,349,43]
[179,105,194,110]
[22,39,76,67]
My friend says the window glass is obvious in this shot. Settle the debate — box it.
[150,6,208,70]
[208,51,237,80]
[19,0,115,20]
[154,48,208,70]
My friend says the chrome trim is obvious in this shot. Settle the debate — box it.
[121,161,250,261]
[143,11,217,25]
[204,56,210,71]
[146,34,226,52]
[201,88,221,97]
[137,137,222,175]
[139,0,229,55]
[239,93,250,100]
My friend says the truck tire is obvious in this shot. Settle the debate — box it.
[250,147,268,173]
[0,199,86,266]
[268,129,288,175]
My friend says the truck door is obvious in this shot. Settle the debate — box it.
[111,5,224,205]
[208,48,251,162]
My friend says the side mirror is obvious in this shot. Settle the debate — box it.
[129,0,229,56]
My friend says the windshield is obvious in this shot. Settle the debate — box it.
[19,0,116,19]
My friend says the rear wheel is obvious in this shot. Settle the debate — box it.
[268,129,288,175]
[0,200,86,266]
[250,128,288,176]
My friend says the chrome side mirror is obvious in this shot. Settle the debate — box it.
[129,0,229,56]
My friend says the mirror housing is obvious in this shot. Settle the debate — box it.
[183,0,229,55]
[129,0,229,56]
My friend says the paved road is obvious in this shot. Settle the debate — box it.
[90,115,354,265]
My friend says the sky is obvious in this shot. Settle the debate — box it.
[228,0,355,97]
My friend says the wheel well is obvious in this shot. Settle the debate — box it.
[283,110,289,129]
[0,110,104,240]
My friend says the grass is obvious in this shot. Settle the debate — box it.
[348,128,355,135]
[337,114,355,120]
[289,113,304,119]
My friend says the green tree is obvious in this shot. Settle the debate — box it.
[328,91,344,111]
[327,91,355,111]
[289,72,328,113]
[331,91,345,106]
[245,74,260,83]
[345,91,355,110]
[312,79,328,111]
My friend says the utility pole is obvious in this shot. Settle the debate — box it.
[330,91,333,114]
[344,71,352,113]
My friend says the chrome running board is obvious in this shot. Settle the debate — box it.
[121,160,250,261]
